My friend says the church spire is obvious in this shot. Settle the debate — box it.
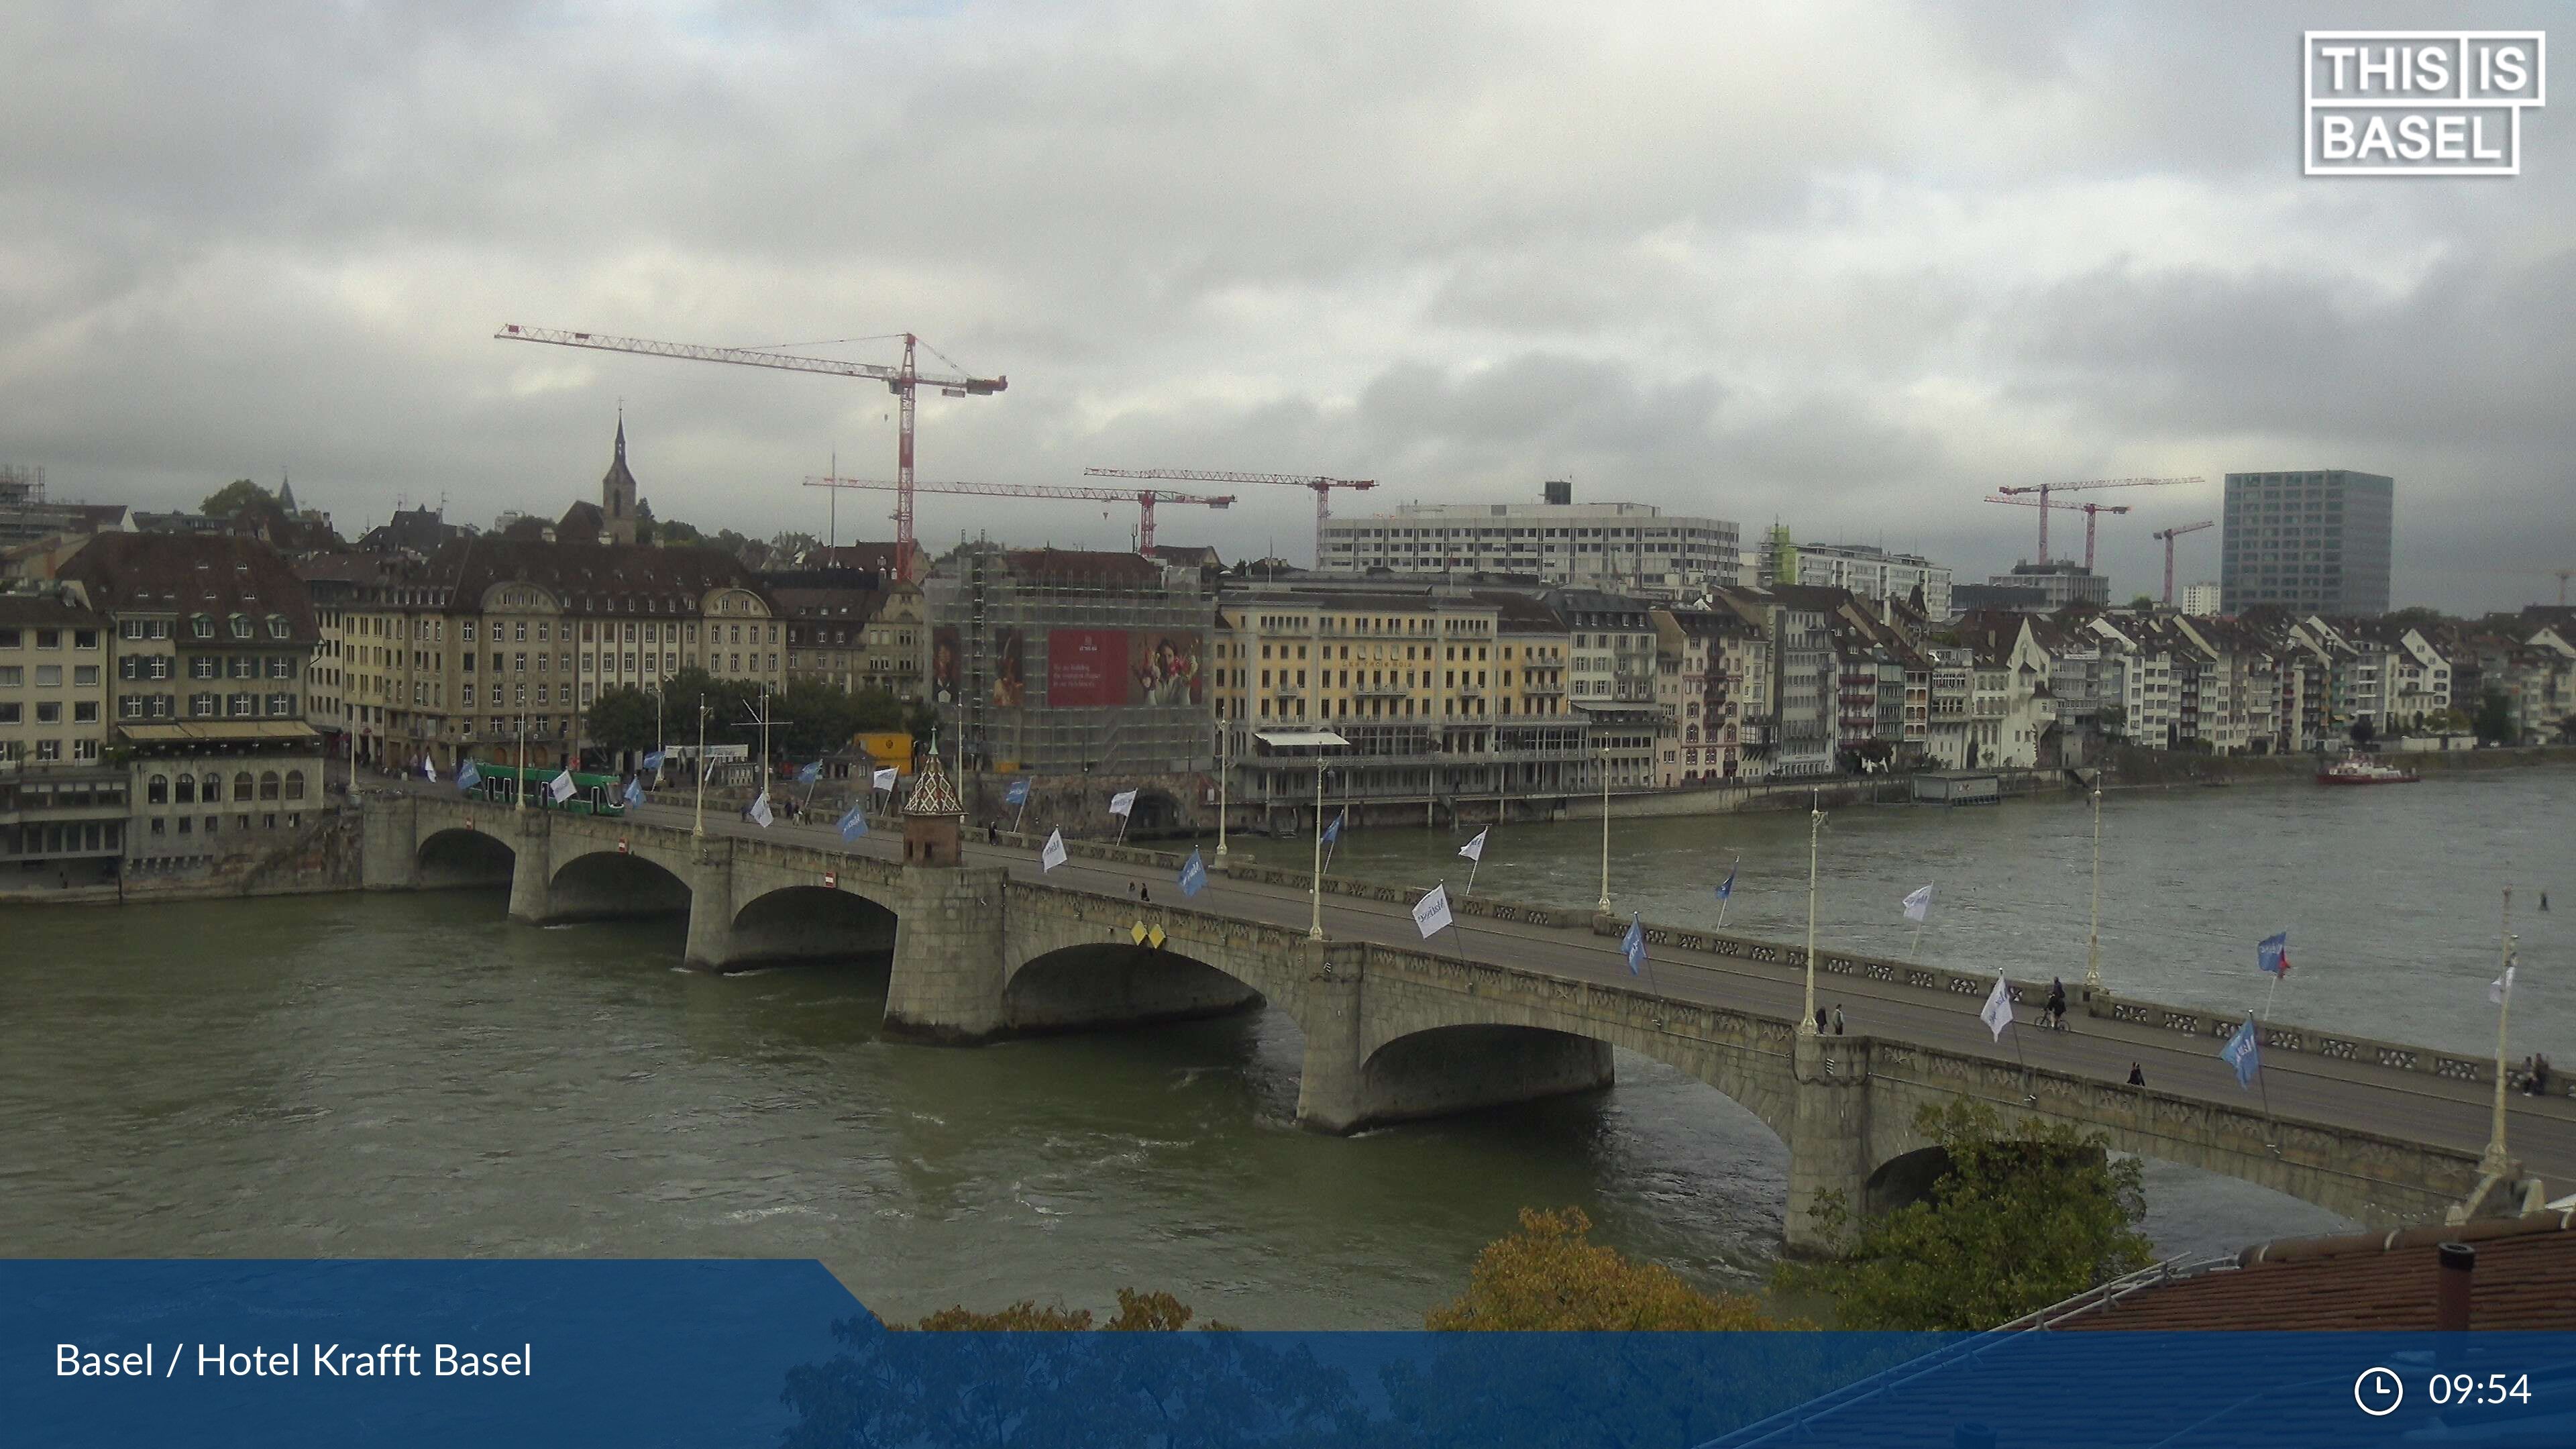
[600,413,639,545]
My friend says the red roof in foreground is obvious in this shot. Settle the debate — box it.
[2057,1210,2576,1331]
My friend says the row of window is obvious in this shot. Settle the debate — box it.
[0,701,101,724]
[0,665,99,688]
[0,737,101,761]
[0,628,102,650]
[146,769,309,804]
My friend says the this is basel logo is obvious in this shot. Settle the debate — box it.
[2306,31,2546,175]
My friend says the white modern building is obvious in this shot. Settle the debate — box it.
[1793,541,1953,618]
[2180,581,2221,617]
[1318,482,1739,598]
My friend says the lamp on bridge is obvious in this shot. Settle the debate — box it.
[904,753,965,867]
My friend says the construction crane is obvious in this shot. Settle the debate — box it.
[494,324,1006,582]
[1083,468,1375,566]
[2151,521,2215,606]
[802,476,1233,555]
[1992,478,2202,563]
[1983,495,2130,570]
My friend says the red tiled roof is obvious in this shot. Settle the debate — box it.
[2058,1210,2576,1331]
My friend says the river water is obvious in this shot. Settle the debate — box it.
[2,771,2567,1328]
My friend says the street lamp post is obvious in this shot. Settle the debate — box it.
[2481,888,2518,1179]
[1800,790,1823,1035]
[2082,773,2105,996]
[1308,757,1327,940]
[1214,724,1229,871]
[516,710,529,812]
[691,698,708,840]
[1595,747,1612,915]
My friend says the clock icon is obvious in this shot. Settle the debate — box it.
[2355,1366,2405,1417]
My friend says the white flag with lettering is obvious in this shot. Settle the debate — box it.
[547,768,576,804]
[1458,828,1487,862]
[1980,973,2013,1040]
[749,790,773,828]
[1902,884,1935,923]
[1108,789,1138,818]
[1412,883,1453,938]
[1040,828,1067,872]
[873,767,898,792]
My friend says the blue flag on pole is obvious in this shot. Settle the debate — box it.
[2220,1015,2261,1087]
[2257,931,2292,979]
[1321,809,1343,846]
[837,802,868,842]
[796,761,821,786]
[1622,914,1646,975]
[1715,865,1735,902]
[623,777,644,809]
[1178,848,1208,898]
[1005,778,1030,806]
[455,760,480,792]
[641,749,666,771]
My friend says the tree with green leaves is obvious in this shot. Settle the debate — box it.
[200,478,272,517]
[2473,689,2516,745]
[2095,702,2126,742]
[2127,594,2157,611]
[2351,715,2376,746]
[584,686,663,755]
[1773,1099,2151,1330]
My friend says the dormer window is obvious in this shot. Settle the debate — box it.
[191,614,215,639]
[266,615,290,639]
[229,614,253,639]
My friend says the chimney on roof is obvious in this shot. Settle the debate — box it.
[2436,1241,2473,1332]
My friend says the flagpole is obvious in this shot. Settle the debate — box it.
[2082,773,2105,996]
[1213,727,1228,870]
[1800,790,1821,1036]
[1308,757,1326,941]
[1595,747,1612,915]
[2481,887,2516,1179]
[691,699,707,841]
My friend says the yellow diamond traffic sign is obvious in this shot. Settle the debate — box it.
[1148,924,1167,950]
[1130,921,1149,945]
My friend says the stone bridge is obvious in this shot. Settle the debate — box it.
[362,794,2508,1252]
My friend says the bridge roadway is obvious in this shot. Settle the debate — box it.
[366,784,2576,1245]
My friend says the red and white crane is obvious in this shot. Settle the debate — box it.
[1082,468,1376,566]
[1983,495,2131,570]
[494,324,1006,582]
[2153,521,2216,606]
[802,476,1233,555]
[1992,478,2200,564]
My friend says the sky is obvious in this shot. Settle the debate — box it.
[3,1,2570,612]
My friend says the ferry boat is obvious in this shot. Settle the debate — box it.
[2315,753,2420,786]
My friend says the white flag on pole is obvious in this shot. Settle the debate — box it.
[749,790,774,828]
[421,757,437,782]
[1108,789,1138,818]
[873,767,898,792]
[2492,965,2516,1006]
[547,768,576,804]
[1040,828,1067,872]
[1412,883,1453,938]
[1902,884,1935,923]
[1979,973,2013,1040]
[1458,828,1488,862]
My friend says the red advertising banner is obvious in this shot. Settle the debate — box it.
[1046,629,1130,708]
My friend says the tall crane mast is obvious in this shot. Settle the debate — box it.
[1983,495,2130,569]
[2151,521,2216,606]
[1083,468,1376,566]
[802,476,1234,555]
[1992,477,2202,564]
[494,324,1006,582]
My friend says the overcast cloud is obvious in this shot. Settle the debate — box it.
[3,1,2569,610]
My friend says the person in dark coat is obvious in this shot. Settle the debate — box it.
[2127,1063,2145,1087]
[1814,1007,1829,1034]
[2047,977,2068,1026]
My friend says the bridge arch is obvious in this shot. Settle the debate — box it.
[725,885,900,969]
[1003,942,1264,1035]
[417,826,515,890]
[549,849,692,921]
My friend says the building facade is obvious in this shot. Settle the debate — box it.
[2220,469,2394,616]
[1793,541,1953,618]
[1318,485,1739,598]
[1986,559,2110,610]
[2180,581,2222,617]
[0,584,127,879]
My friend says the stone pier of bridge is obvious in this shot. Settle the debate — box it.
[362,792,2513,1253]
